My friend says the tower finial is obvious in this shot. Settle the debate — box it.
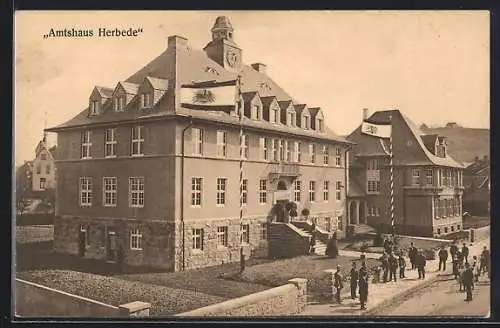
[43,111,47,143]
[211,16,234,41]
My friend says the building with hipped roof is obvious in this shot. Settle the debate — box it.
[46,16,352,271]
[346,109,465,237]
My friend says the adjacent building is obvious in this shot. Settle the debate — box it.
[31,134,57,192]
[346,109,465,237]
[463,155,490,216]
[46,16,351,271]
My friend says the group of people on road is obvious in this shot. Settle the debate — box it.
[333,260,370,310]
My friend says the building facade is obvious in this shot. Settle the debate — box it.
[346,109,465,237]
[463,155,490,216]
[47,16,351,271]
[31,135,56,192]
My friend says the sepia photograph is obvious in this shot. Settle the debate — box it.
[13,10,490,319]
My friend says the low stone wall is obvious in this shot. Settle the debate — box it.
[176,278,307,317]
[470,225,490,242]
[15,279,150,318]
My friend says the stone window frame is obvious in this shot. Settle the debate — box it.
[241,134,249,160]
[130,226,143,250]
[39,177,46,190]
[79,177,93,207]
[295,142,302,163]
[412,168,420,186]
[216,177,227,206]
[241,224,250,244]
[309,144,316,164]
[309,180,316,203]
[335,181,342,201]
[140,92,153,109]
[216,226,228,247]
[191,177,203,207]
[426,168,433,185]
[323,180,329,202]
[131,125,144,157]
[323,145,329,166]
[286,140,292,162]
[105,128,117,158]
[192,228,204,250]
[216,130,227,158]
[293,180,301,202]
[192,128,204,156]
[89,100,100,115]
[103,177,117,207]
[113,96,126,112]
[81,130,92,159]
[241,179,248,205]
[259,179,267,204]
[279,140,286,161]
[335,147,342,167]
[259,137,268,161]
[272,139,279,161]
[129,177,145,208]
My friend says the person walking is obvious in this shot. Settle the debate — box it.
[472,255,480,283]
[358,265,369,310]
[388,252,398,282]
[480,246,490,278]
[334,265,343,304]
[438,246,448,272]
[398,254,406,278]
[462,243,470,264]
[408,242,417,270]
[462,263,474,302]
[450,241,458,261]
[350,262,359,299]
[457,250,464,267]
[416,250,427,279]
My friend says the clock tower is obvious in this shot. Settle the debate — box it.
[203,16,242,73]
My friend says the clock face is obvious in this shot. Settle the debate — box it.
[226,49,239,68]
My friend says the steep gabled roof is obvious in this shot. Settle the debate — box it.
[421,134,438,154]
[309,107,322,119]
[242,91,258,103]
[145,76,169,91]
[260,96,277,111]
[119,81,140,95]
[95,86,114,98]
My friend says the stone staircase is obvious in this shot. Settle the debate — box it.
[293,226,327,256]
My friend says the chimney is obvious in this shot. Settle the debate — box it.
[167,35,188,51]
[251,63,267,75]
[362,108,369,120]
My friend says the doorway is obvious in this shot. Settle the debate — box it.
[277,180,287,191]
[106,230,117,263]
[78,229,86,257]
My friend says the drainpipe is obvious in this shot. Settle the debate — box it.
[343,145,352,237]
[181,116,193,271]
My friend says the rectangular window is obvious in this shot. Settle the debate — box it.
[294,180,301,202]
[259,179,267,204]
[272,139,279,161]
[242,134,249,159]
[279,140,285,161]
[130,226,143,250]
[294,142,301,163]
[129,177,144,208]
[191,177,202,206]
[437,228,441,235]
[131,126,144,156]
[335,147,342,166]
[39,178,46,190]
[241,224,250,244]
[80,177,92,206]
[141,93,153,108]
[286,141,292,162]
[270,108,278,123]
[105,128,117,157]
[103,177,117,207]
[323,181,329,201]
[252,105,259,120]
[217,131,227,157]
[45,165,51,174]
[336,181,342,201]
[304,116,310,129]
[192,128,203,156]
[217,226,228,247]
[323,145,329,165]
[317,118,324,132]
[113,96,126,111]
[366,159,380,194]
[241,179,248,205]
[445,227,448,234]
[260,137,268,160]
[412,168,420,186]
[260,223,268,240]
[309,144,315,164]
[426,168,433,185]
[309,181,316,202]
[36,165,41,174]
[80,224,91,247]
[81,130,92,159]
[216,178,227,206]
[90,100,100,115]
[192,228,204,250]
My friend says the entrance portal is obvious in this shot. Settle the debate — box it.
[106,230,117,263]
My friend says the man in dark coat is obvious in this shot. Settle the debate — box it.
[438,246,448,271]
[398,254,406,278]
[452,254,459,279]
[408,242,417,269]
[333,265,344,304]
[462,263,474,302]
[388,253,398,282]
[380,253,389,283]
[462,243,470,264]
[416,250,426,279]
[480,246,490,278]
[350,262,359,299]
[450,241,458,260]
[358,264,369,310]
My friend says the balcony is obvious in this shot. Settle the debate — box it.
[274,190,292,202]
[268,163,301,177]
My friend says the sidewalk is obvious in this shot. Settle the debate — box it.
[298,238,490,316]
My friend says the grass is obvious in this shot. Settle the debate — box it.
[223,255,380,297]
[463,216,490,229]
[17,269,226,316]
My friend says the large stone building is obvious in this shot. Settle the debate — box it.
[346,109,465,237]
[46,16,351,271]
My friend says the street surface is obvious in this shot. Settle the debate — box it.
[372,273,490,317]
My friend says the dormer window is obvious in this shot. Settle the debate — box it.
[141,92,153,109]
[270,108,279,124]
[113,96,126,111]
[252,105,261,120]
[89,100,100,115]
[303,115,310,129]
[317,118,324,132]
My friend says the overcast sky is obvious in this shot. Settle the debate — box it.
[14,11,489,166]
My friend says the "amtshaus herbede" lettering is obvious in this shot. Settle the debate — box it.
[43,27,144,39]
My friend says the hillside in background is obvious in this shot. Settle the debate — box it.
[420,123,490,165]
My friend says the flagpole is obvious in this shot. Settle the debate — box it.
[389,114,395,239]
[237,75,244,268]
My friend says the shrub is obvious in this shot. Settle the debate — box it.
[301,208,310,219]
[360,242,370,253]
[325,238,339,258]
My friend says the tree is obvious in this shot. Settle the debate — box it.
[272,202,286,222]
[301,208,310,221]
[285,201,298,221]
[325,235,339,258]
